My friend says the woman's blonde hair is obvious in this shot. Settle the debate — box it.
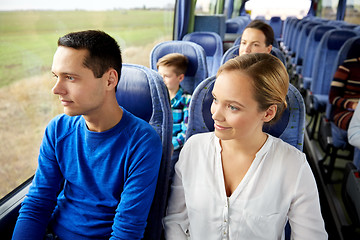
[217,53,289,124]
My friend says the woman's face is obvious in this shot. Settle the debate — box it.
[211,70,268,141]
[239,28,272,55]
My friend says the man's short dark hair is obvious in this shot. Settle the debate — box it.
[58,30,122,84]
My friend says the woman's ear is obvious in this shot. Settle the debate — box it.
[263,104,277,123]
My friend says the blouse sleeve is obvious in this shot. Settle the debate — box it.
[163,153,190,240]
[287,159,328,239]
[348,103,360,148]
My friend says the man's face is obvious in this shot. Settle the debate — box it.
[51,46,108,117]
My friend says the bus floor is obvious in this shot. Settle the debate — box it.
[303,119,360,240]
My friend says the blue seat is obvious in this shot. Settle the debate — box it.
[269,16,283,42]
[306,29,358,140]
[299,25,337,91]
[292,21,322,74]
[317,37,360,181]
[225,16,250,34]
[221,45,286,67]
[341,24,359,30]
[286,19,308,59]
[281,18,300,54]
[150,40,208,94]
[186,76,306,151]
[280,17,297,52]
[307,29,358,113]
[183,31,223,76]
[326,20,347,27]
[116,64,173,240]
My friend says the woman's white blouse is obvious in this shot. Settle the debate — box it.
[163,132,327,240]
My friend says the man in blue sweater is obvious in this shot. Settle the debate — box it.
[12,30,162,239]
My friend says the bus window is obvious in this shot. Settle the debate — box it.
[319,0,339,20]
[0,0,174,200]
[244,0,311,20]
[345,0,360,24]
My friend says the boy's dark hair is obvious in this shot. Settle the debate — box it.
[156,53,189,76]
[58,30,122,84]
[245,20,275,47]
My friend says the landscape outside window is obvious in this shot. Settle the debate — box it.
[0,0,174,199]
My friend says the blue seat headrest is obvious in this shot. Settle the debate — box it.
[116,67,152,122]
[155,44,199,77]
[187,34,217,56]
[314,26,336,41]
[347,38,360,59]
[327,30,358,50]
[226,22,240,33]
[305,22,321,35]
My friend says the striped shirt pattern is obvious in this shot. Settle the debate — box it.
[329,57,360,130]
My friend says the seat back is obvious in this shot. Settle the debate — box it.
[269,16,283,41]
[183,31,223,76]
[301,25,337,89]
[150,40,208,94]
[324,37,360,125]
[281,17,298,50]
[186,76,306,151]
[310,29,358,98]
[293,21,322,66]
[288,19,307,54]
[116,64,173,240]
[221,45,286,67]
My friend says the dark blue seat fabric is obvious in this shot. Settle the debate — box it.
[292,21,322,72]
[269,16,283,42]
[150,40,208,94]
[286,19,306,58]
[183,31,223,76]
[225,16,251,34]
[193,15,226,40]
[317,37,360,179]
[326,20,347,27]
[186,76,306,151]
[280,17,297,52]
[281,18,300,54]
[305,30,358,141]
[309,29,358,114]
[221,45,286,67]
[116,64,173,240]
[341,24,360,30]
[300,25,337,90]
[221,45,239,64]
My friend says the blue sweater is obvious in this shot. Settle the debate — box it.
[12,109,162,240]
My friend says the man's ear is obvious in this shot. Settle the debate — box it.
[178,73,185,83]
[263,104,277,123]
[106,69,118,91]
[266,44,273,54]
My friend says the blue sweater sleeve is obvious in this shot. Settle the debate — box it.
[12,117,64,240]
[111,123,162,239]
